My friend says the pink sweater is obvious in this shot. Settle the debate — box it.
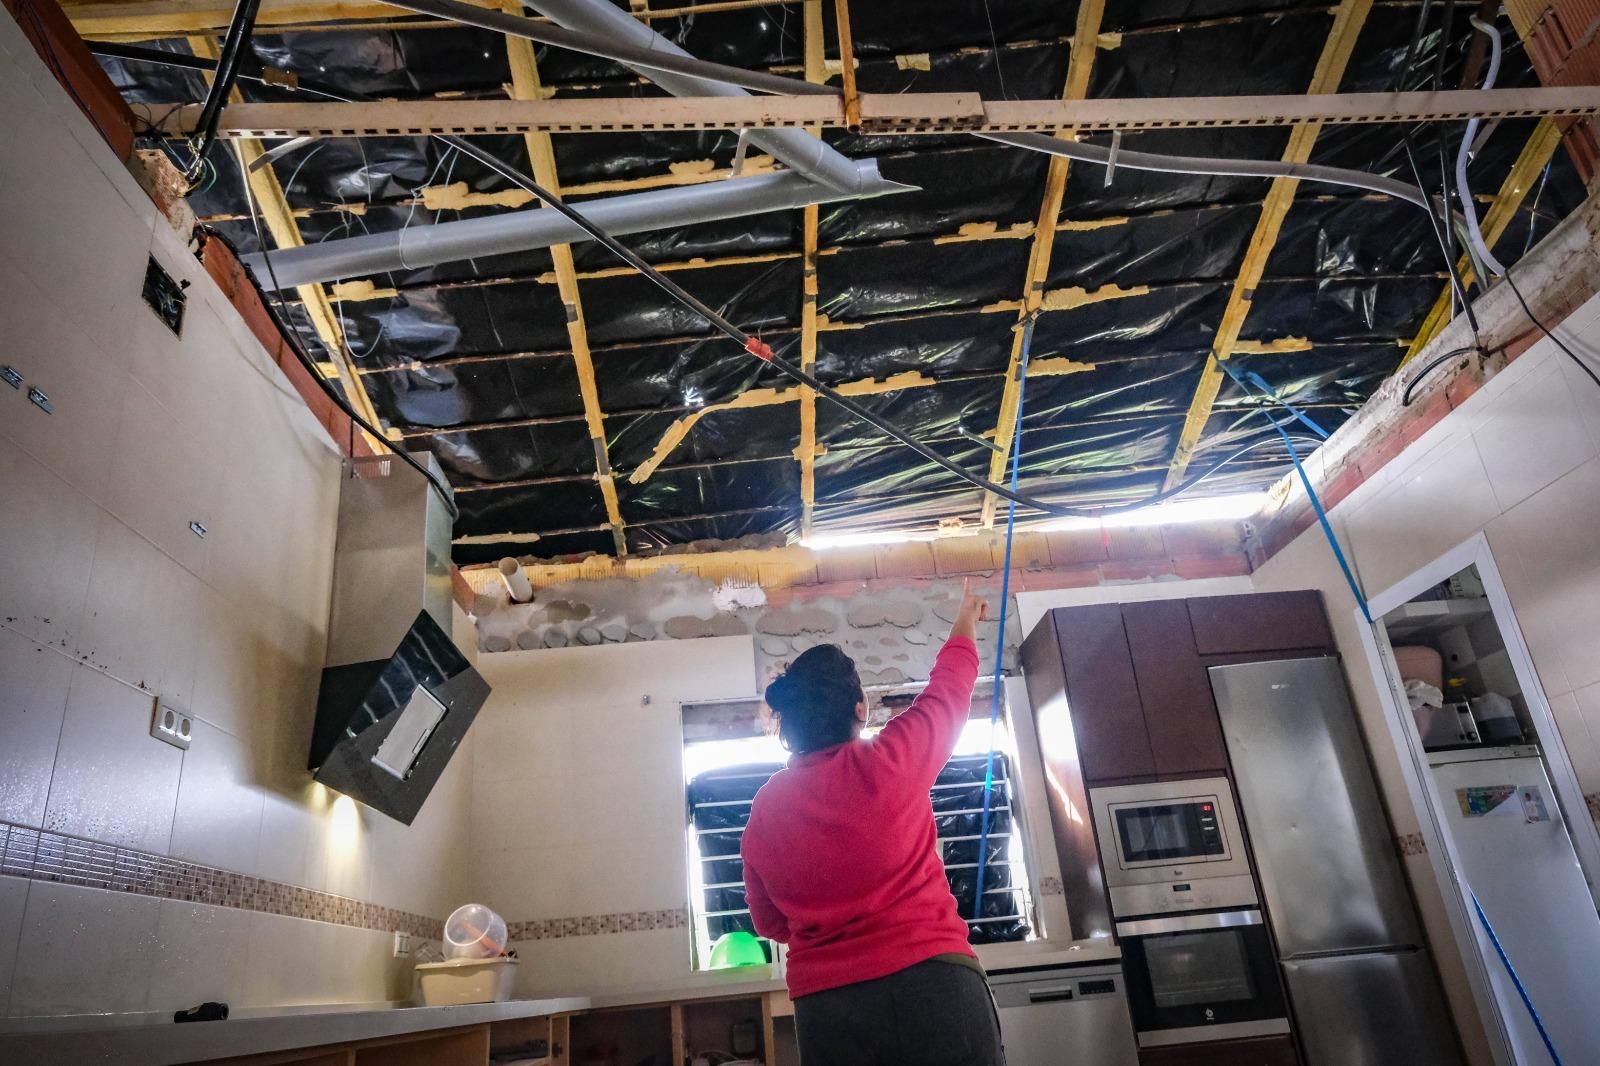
[740,636,981,999]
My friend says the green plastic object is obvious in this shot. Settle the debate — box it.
[708,931,766,969]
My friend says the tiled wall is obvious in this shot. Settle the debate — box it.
[0,13,471,1024]
[1251,301,1600,1066]
[469,637,760,998]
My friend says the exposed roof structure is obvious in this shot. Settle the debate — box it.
[85,0,1586,564]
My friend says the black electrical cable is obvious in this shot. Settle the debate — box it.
[184,0,264,185]
[1401,346,1482,406]
[229,145,461,521]
[1502,265,1600,391]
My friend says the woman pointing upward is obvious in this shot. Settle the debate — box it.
[741,581,1002,1065]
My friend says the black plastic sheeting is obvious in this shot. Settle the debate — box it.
[96,1,1589,561]
[687,753,1030,946]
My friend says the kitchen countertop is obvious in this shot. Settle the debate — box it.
[585,938,1122,1009]
[0,996,589,1066]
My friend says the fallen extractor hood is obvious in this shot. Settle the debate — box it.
[310,452,489,824]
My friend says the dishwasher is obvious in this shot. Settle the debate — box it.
[989,962,1139,1066]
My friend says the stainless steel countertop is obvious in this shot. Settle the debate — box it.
[0,997,589,1065]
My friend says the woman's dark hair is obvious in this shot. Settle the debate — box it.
[765,644,865,753]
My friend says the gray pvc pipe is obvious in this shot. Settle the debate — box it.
[521,0,873,194]
[981,131,1430,210]
[390,0,837,99]
[242,170,877,288]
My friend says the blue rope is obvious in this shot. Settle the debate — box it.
[971,315,1036,923]
[1473,891,1565,1065]
[1220,362,1371,623]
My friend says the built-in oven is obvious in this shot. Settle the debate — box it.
[1089,777,1257,915]
[1116,909,1291,1048]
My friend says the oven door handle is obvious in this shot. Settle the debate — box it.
[1116,908,1263,937]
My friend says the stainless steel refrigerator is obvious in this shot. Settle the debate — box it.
[1209,657,1462,1066]
[1430,748,1600,1064]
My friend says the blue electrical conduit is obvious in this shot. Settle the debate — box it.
[1219,362,1372,623]
[1472,890,1566,1066]
[1221,363,1567,1063]
[971,314,1038,923]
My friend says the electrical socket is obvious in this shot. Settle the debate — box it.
[150,700,192,750]
[392,931,413,958]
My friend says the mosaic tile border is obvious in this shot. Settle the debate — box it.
[507,909,689,941]
[1586,792,1600,825]
[0,820,443,940]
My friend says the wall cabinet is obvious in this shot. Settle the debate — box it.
[1041,592,1334,785]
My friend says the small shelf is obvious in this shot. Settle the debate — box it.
[1383,597,1493,638]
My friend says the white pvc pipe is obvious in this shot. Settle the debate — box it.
[498,557,534,603]
[1456,17,1509,279]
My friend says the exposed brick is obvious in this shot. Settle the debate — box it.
[1099,559,1176,582]
[1018,564,1106,592]
[995,532,1051,570]
[1105,526,1164,561]
[814,547,878,584]
[1174,554,1251,580]
[1161,520,1245,560]
[874,541,937,580]
[1043,529,1106,566]
[1320,464,1367,513]
[933,537,996,576]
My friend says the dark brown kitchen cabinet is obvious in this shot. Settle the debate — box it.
[1051,604,1156,781]
[1188,591,1331,655]
[1122,600,1229,777]
[1137,1035,1300,1066]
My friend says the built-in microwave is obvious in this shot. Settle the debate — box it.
[1090,778,1256,916]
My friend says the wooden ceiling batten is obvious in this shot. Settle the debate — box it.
[1160,0,1375,491]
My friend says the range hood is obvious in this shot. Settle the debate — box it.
[310,452,489,824]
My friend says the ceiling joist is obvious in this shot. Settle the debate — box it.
[499,0,627,556]
[1162,0,1374,490]
[137,86,1600,140]
[978,0,1106,530]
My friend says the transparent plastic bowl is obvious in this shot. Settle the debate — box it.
[443,903,508,959]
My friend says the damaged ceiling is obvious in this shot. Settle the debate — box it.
[87,0,1586,564]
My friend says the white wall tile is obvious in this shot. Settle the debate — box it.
[1567,682,1600,795]
[99,379,214,579]
[1472,357,1596,513]
[239,913,393,1008]
[44,666,182,853]
[0,877,29,1018]
[1342,435,1500,595]
[7,882,160,1017]
[510,928,689,998]
[144,899,251,1016]
[1489,457,1600,694]
[169,719,265,876]
[255,787,318,890]
[0,261,132,503]
[0,435,101,652]
[0,629,72,827]
[76,513,205,711]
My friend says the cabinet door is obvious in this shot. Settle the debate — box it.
[1053,606,1155,781]
[1122,600,1229,776]
[1188,591,1332,655]
[1138,1035,1300,1066]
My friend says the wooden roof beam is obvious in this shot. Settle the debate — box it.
[500,3,626,556]
[977,0,1107,529]
[797,0,825,540]
[188,34,386,442]
[138,86,1600,139]
[1161,0,1374,490]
